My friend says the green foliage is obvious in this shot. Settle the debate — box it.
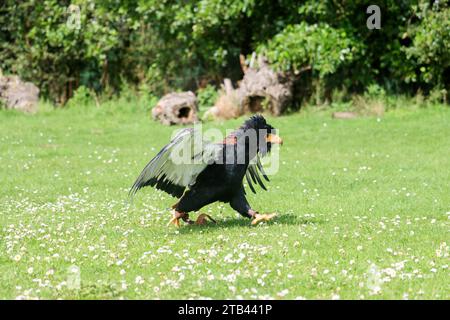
[258,23,357,77]
[66,86,95,108]
[427,87,448,104]
[0,0,448,105]
[197,85,219,110]
[404,2,450,85]
[365,84,386,100]
[141,64,166,97]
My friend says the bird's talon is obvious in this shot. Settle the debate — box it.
[251,213,277,225]
[167,216,181,227]
[167,211,184,227]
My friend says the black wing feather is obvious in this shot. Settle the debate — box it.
[245,171,257,194]
[256,156,270,182]
[245,155,269,194]
[249,165,267,191]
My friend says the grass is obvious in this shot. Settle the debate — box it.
[0,102,449,300]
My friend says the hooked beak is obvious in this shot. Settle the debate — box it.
[266,133,283,145]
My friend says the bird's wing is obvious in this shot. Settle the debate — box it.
[245,154,270,194]
[129,128,221,199]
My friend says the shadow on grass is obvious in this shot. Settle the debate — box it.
[177,213,323,234]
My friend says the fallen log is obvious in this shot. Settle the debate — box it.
[152,91,199,125]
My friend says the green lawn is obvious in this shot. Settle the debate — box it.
[0,104,449,299]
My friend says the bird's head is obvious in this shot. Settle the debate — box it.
[241,114,283,155]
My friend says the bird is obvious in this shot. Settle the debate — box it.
[129,114,283,227]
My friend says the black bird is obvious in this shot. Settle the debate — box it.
[129,115,283,226]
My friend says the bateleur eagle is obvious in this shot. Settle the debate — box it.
[129,115,283,226]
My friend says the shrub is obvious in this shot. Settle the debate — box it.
[403,2,450,86]
[258,22,357,78]
[197,85,219,110]
[428,87,448,105]
[65,86,96,108]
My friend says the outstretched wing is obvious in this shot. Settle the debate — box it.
[245,154,270,194]
[129,128,221,199]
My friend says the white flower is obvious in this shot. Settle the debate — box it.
[135,276,144,284]
[277,289,289,297]
[366,264,382,295]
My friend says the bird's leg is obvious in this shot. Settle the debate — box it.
[167,210,192,227]
[181,213,195,225]
[249,209,276,225]
[195,213,217,225]
[229,190,275,225]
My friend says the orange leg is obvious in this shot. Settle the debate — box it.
[167,210,216,227]
[167,210,191,227]
[195,213,217,225]
[248,209,277,225]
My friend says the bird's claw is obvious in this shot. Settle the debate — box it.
[167,210,185,228]
[168,212,216,227]
[195,213,217,225]
[251,213,277,225]
[167,216,181,228]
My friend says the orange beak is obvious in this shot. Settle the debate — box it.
[266,133,283,145]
